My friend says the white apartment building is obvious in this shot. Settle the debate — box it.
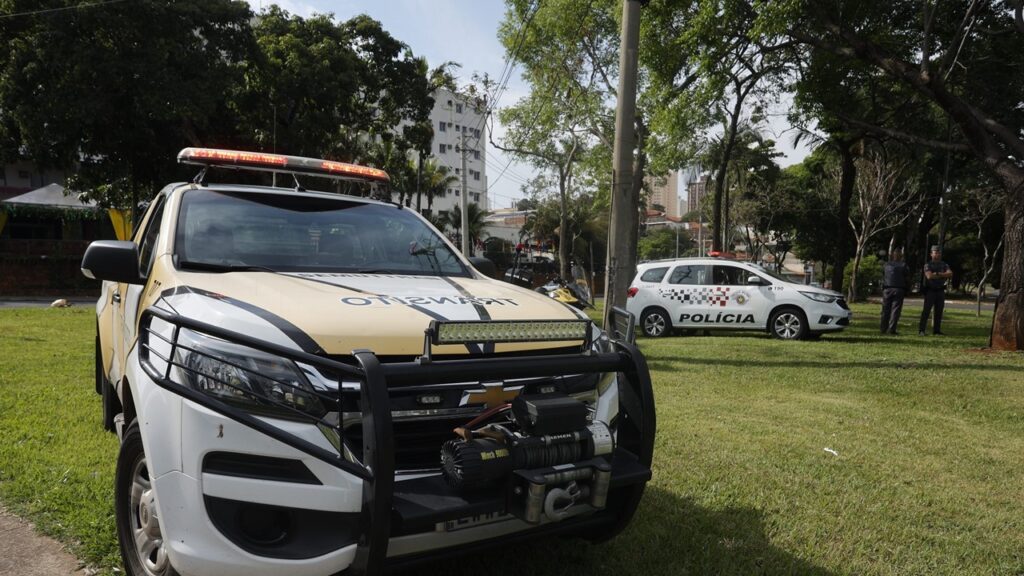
[416,87,489,216]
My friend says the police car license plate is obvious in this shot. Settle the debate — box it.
[442,511,507,532]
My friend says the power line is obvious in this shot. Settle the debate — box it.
[470,0,541,135]
[0,0,132,19]
[486,0,597,194]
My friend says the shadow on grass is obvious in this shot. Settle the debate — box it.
[646,355,1020,373]
[649,329,994,351]
[396,487,834,576]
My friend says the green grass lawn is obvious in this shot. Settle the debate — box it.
[2,304,1023,575]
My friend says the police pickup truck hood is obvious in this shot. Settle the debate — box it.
[155,271,584,356]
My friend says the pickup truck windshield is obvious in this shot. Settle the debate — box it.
[174,189,468,276]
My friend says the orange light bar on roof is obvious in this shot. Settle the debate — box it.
[177,147,390,184]
[321,160,389,181]
[185,148,288,166]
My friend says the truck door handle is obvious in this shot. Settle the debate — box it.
[112,292,121,304]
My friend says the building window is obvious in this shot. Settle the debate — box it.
[456,190,461,197]
[473,151,480,160]
[474,129,481,138]
[439,143,445,154]
[473,193,480,202]
[454,124,459,131]
[473,172,480,181]
[447,99,453,107]
[439,121,446,132]
[455,145,460,153]
[448,122,452,128]
[455,168,460,175]
[456,103,463,113]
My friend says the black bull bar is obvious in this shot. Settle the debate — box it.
[137,306,655,574]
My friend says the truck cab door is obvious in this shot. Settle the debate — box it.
[111,197,166,383]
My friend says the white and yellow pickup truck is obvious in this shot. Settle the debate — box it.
[83,148,655,576]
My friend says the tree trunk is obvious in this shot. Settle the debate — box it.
[558,172,570,280]
[991,181,1024,350]
[848,248,863,302]
[712,119,740,253]
[831,143,856,292]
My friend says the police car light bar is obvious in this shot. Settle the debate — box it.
[177,147,390,184]
[429,319,591,345]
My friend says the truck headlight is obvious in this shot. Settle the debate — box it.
[799,291,838,304]
[172,328,328,420]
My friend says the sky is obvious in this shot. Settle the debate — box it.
[245,0,811,209]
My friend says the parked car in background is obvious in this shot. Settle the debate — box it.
[626,257,852,340]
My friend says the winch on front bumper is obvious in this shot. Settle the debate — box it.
[137,306,655,575]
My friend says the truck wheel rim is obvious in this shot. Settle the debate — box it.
[644,314,666,336]
[130,455,170,576]
[774,313,800,339]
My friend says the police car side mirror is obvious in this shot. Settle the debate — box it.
[81,240,145,284]
[747,275,765,286]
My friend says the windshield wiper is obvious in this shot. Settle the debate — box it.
[178,260,279,274]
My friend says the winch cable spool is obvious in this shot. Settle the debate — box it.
[440,420,614,490]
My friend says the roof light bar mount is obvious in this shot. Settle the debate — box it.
[177,147,390,187]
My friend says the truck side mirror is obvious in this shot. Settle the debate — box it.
[469,256,497,279]
[81,241,144,284]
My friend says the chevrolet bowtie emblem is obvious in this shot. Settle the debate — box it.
[460,382,523,409]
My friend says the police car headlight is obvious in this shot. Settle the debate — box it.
[172,328,327,420]
[799,291,838,304]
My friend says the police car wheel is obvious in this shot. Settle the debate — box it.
[640,309,671,338]
[769,308,807,340]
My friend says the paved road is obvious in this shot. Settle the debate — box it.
[0,298,95,309]
[0,507,80,576]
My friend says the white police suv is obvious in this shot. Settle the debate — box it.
[626,257,851,339]
[82,148,654,576]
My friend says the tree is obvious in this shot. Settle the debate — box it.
[234,8,435,177]
[742,1,1024,348]
[419,159,458,212]
[638,226,692,261]
[436,203,491,256]
[643,1,794,253]
[844,151,921,301]
[955,185,1006,316]
[495,91,587,279]
[0,0,255,209]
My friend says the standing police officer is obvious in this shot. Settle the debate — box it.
[880,248,909,334]
[919,245,953,335]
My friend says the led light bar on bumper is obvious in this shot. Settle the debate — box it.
[429,319,592,345]
[177,147,390,183]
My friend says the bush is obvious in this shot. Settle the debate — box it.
[843,254,883,301]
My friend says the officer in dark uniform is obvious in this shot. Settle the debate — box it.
[919,245,952,335]
[880,248,909,334]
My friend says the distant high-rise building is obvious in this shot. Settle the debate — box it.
[645,171,680,218]
[686,178,709,216]
[398,88,488,216]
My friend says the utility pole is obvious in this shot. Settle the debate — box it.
[603,0,643,330]
[460,129,470,255]
[415,151,423,212]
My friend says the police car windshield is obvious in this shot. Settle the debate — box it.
[174,189,469,277]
